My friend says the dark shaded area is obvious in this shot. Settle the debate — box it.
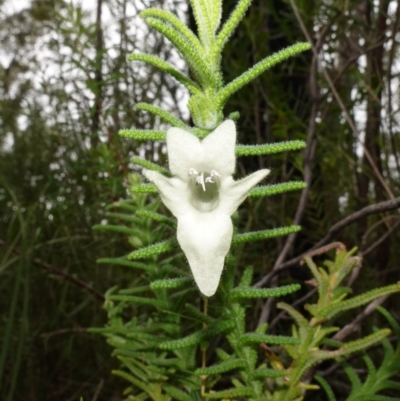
[1,0,399,399]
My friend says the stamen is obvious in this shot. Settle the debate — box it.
[195,172,206,191]
[188,168,199,176]
[190,168,220,192]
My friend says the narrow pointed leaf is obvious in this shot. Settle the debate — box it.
[96,257,151,271]
[106,201,138,212]
[189,0,221,45]
[316,329,391,360]
[385,381,400,391]
[235,140,306,155]
[239,333,299,346]
[112,370,147,391]
[321,283,400,320]
[135,102,188,128]
[337,329,391,356]
[184,304,215,324]
[195,359,246,375]
[277,302,309,329]
[128,239,178,259]
[135,209,176,226]
[215,348,231,361]
[314,376,337,401]
[119,128,166,141]
[131,157,169,174]
[377,306,400,339]
[130,183,158,194]
[140,9,203,53]
[256,323,268,334]
[150,277,193,290]
[204,387,255,399]
[128,53,201,93]
[108,295,164,309]
[106,212,141,224]
[249,182,306,197]
[213,0,252,54]
[217,43,311,107]
[231,284,300,299]
[340,362,362,393]
[233,225,301,244]
[164,385,193,401]
[160,320,234,350]
[118,356,150,382]
[238,266,254,287]
[252,368,288,379]
[144,18,212,85]
[92,224,138,236]
[363,355,377,382]
[303,256,323,291]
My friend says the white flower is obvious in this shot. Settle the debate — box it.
[144,120,270,297]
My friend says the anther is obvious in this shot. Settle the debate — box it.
[188,168,199,176]
[210,170,220,178]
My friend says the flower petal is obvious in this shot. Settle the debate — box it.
[177,212,233,297]
[167,120,237,180]
[201,119,237,176]
[144,170,190,217]
[219,169,271,215]
[167,127,203,180]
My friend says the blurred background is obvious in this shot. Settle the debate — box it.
[0,0,399,399]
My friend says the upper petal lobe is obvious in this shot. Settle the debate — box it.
[201,119,236,176]
[167,127,202,180]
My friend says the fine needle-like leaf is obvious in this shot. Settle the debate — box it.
[130,157,170,175]
[140,8,204,54]
[143,17,213,85]
[213,0,253,57]
[127,53,201,93]
[216,42,311,108]
[235,140,306,156]
[189,0,222,46]
[135,103,189,128]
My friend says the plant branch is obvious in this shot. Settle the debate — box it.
[40,327,89,339]
[255,22,329,325]
[361,219,400,257]
[255,197,400,288]
[261,27,329,265]
[0,239,104,301]
[290,0,396,203]
[333,297,389,342]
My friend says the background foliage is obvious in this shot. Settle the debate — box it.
[0,0,399,400]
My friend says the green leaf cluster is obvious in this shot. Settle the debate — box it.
[95,188,400,400]
[125,0,310,130]
[272,249,400,401]
[95,210,302,400]
[316,306,400,401]
[93,179,303,400]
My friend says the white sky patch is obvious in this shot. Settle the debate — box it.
[2,132,14,153]
[0,0,190,160]
[2,0,30,14]
[2,0,188,111]
[338,192,349,213]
